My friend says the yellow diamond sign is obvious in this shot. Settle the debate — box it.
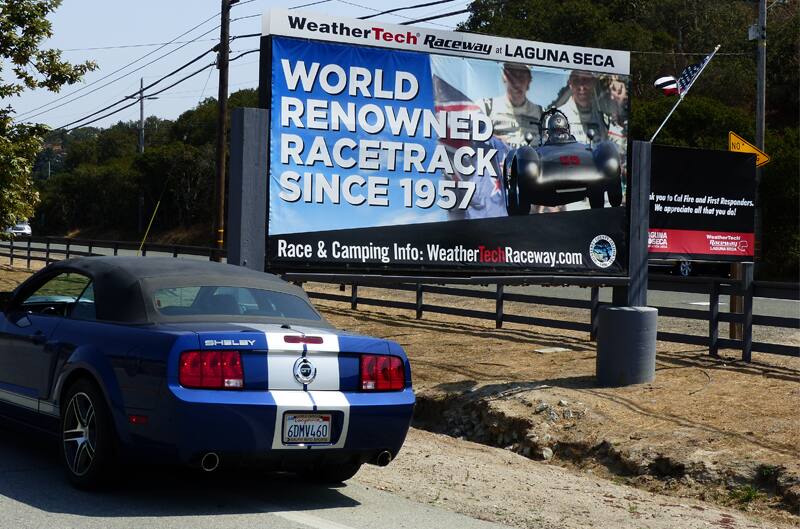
[728,131,770,167]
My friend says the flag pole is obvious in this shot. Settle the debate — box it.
[650,44,720,142]
[650,96,684,142]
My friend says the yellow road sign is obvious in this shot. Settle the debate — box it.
[728,131,770,167]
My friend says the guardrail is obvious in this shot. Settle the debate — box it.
[2,235,798,361]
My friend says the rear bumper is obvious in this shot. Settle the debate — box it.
[123,386,415,466]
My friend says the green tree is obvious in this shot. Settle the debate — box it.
[0,0,95,229]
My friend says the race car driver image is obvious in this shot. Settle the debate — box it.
[483,63,543,148]
[557,70,608,144]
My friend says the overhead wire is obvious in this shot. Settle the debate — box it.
[15,11,222,120]
[358,0,456,20]
[59,49,258,131]
[20,24,222,123]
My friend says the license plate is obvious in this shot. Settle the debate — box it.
[283,413,332,444]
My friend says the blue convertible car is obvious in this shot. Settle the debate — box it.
[0,257,414,488]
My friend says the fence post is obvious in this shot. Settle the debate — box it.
[9,237,14,267]
[45,241,51,265]
[415,283,424,320]
[742,262,754,362]
[351,284,358,310]
[26,238,31,269]
[709,281,720,357]
[495,284,504,329]
[590,286,600,340]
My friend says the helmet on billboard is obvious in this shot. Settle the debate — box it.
[543,110,571,143]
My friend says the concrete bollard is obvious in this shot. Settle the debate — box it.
[596,306,658,387]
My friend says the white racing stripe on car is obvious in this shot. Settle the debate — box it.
[240,324,351,450]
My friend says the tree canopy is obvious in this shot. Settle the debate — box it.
[0,0,95,229]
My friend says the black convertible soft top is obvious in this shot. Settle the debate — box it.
[16,256,326,325]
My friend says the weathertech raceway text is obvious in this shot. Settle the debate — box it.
[276,239,583,267]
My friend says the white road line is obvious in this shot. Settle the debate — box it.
[687,301,728,306]
[273,510,357,529]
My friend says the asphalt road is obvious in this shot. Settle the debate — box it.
[0,424,511,529]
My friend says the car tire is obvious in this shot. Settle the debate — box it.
[588,188,605,208]
[307,462,362,484]
[60,379,119,489]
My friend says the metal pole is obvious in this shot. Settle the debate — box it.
[213,0,232,261]
[754,0,766,263]
[138,78,145,234]
[649,97,684,143]
[138,78,145,154]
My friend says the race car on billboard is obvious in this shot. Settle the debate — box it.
[0,257,414,489]
[502,109,623,214]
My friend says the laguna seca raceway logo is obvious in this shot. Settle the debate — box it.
[287,16,418,44]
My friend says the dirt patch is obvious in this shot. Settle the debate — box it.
[357,428,795,529]
[306,282,800,524]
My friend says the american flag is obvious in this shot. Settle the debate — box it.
[432,75,509,220]
[654,46,719,98]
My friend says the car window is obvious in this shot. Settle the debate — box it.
[20,273,91,317]
[69,282,97,321]
[153,286,320,320]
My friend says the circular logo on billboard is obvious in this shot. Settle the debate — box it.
[589,235,617,268]
[293,357,317,385]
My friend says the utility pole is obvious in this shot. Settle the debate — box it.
[754,0,766,264]
[138,77,145,234]
[213,0,237,261]
[138,77,145,154]
[733,0,767,340]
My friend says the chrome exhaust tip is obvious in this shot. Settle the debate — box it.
[375,450,393,467]
[200,452,220,472]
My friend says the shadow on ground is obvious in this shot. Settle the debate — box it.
[0,420,359,517]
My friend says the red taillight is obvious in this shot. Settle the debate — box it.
[360,355,405,391]
[179,351,244,389]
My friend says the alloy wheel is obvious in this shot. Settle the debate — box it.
[62,392,97,477]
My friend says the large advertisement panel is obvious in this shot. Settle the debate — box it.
[262,10,631,275]
[648,146,756,261]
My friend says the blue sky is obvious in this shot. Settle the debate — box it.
[7,1,473,129]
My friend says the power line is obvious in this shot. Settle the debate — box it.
[60,39,220,52]
[398,8,471,24]
[335,0,456,28]
[21,25,221,124]
[56,45,218,130]
[358,0,456,20]
[60,48,258,131]
[15,11,222,121]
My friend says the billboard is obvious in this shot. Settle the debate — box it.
[260,10,631,275]
[648,146,756,261]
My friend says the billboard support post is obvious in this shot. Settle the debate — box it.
[613,141,651,307]
[600,141,656,387]
[227,107,269,272]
